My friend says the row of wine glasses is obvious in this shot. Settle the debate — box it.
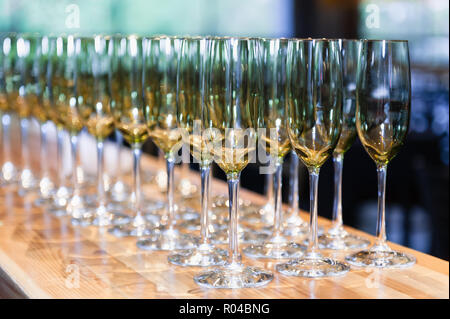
[0,34,416,289]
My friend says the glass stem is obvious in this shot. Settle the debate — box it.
[288,151,299,215]
[265,162,274,202]
[96,140,106,209]
[115,130,123,183]
[166,154,176,231]
[2,113,12,165]
[307,167,320,255]
[40,122,49,179]
[20,118,30,171]
[56,128,65,188]
[132,145,142,221]
[375,164,388,248]
[332,153,344,228]
[227,173,241,267]
[200,164,211,246]
[70,133,80,196]
[273,159,283,239]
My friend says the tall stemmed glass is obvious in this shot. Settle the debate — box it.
[276,39,350,278]
[243,38,306,259]
[319,39,370,250]
[136,36,197,250]
[346,40,415,268]
[108,35,161,237]
[0,34,18,186]
[4,34,39,194]
[168,37,227,266]
[57,36,94,222]
[194,37,273,288]
[46,35,75,216]
[33,36,55,205]
[76,35,130,227]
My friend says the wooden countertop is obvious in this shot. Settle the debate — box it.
[0,122,448,299]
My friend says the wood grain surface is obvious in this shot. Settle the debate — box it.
[0,121,448,299]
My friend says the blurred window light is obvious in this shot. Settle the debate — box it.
[0,0,294,38]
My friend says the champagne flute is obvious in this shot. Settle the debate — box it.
[33,36,56,205]
[136,36,197,250]
[276,39,350,278]
[46,35,75,216]
[243,38,306,259]
[56,36,94,222]
[1,33,19,186]
[3,34,39,194]
[319,39,370,250]
[194,37,273,288]
[0,34,18,186]
[76,35,130,227]
[168,36,227,266]
[345,40,415,268]
[108,35,161,237]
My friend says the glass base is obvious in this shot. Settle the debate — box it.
[168,244,228,267]
[345,246,416,268]
[34,196,54,207]
[239,204,277,226]
[178,219,226,233]
[109,181,130,202]
[108,214,160,237]
[36,177,55,202]
[17,169,38,196]
[176,178,199,199]
[194,263,273,289]
[1,162,18,184]
[106,197,165,214]
[284,224,325,238]
[276,253,350,278]
[136,229,198,251]
[46,186,72,217]
[243,239,307,259]
[71,209,130,227]
[210,227,270,245]
[319,229,370,250]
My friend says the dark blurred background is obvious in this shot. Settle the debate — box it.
[1,0,448,260]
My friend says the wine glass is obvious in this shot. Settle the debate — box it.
[194,37,273,288]
[55,36,95,223]
[46,35,76,216]
[345,40,415,268]
[73,35,130,227]
[108,35,162,237]
[243,38,306,259]
[276,39,350,278]
[167,36,227,266]
[136,35,198,250]
[318,39,370,250]
[0,34,19,186]
[2,34,39,194]
[32,36,56,206]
